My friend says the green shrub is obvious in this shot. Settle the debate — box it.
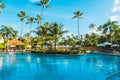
[0,43,6,49]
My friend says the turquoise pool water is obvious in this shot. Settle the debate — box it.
[0,53,119,80]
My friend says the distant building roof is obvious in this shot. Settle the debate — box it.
[7,38,24,46]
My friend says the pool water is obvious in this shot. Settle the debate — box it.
[0,53,120,80]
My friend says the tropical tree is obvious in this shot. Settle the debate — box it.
[17,11,27,39]
[36,22,49,51]
[17,11,27,50]
[49,22,68,51]
[34,15,42,50]
[35,0,51,25]
[111,25,119,44]
[26,17,35,49]
[89,23,96,33]
[0,25,18,40]
[97,25,103,35]
[83,34,91,46]
[103,19,118,43]
[23,32,30,38]
[0,0,6,14]
[67,35,77,47]
[90,33,99,46]
[0,25,18,51]
[72,11,83,40]
[115,28,120,46]
[35,15,42,26]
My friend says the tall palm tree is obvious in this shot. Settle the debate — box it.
[89,23,96,33]
[0,25,18,51]
[49,22,68,51]
[38,24,49,51]
[97,25,103,35]
[0,0,6,14]
[34,15,42,50]
[17,11,27,50]
[17,11,27,39]
[26,17,35,49]
[72,11,83,40]
[35,15,42,26]
[35,0,51,25]
[103,19,118,43]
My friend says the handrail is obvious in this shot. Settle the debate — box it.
[106,71,120,80]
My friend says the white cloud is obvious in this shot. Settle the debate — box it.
[112,0,120,12]
[112,6,120,12]
[88,27,101,35]
[109,15,120,21]
[29,0,39,3]
[63,32,76,38]
[114,0,120,6]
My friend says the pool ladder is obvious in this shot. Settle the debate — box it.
[106,71,120,80]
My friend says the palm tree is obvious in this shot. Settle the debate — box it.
[17,11,27,50]
[26,17,35,49]
[37,22,49,51]
[111,25,119,44]
[17,11,27,38]
[23,32,30,38]
[35,15,42,26]
[33,15,42,50]
[0,0,6,14]
[89,23,96,33]
[97,25,103,35]
[72,11,83,39]
[0,25,18,51]
[49,22,68,51]
[35,0,51,25]
[103,19,118,43]
[12,30,18,38]
[0,25,18,40]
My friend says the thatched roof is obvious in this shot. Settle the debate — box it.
[7,38,24,46]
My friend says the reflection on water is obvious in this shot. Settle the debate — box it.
[27,54,31,63]
[0,53,119,80]
[0,57,3,70]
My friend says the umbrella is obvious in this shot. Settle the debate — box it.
[97,43,105,47]
[103,42,112,45]
[9,45,16,47]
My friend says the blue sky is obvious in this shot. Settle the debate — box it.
[0,0,120,37]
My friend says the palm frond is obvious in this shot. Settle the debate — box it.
[45,5,52,8]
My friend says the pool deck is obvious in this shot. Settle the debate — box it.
[0,51,120,56]
[93,51,120,56]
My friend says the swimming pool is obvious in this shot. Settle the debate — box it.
[0,53,119,80]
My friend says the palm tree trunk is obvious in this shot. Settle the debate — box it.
[78,18,80,39]
[110,33,113,50]
[29,23,32,51]
[20,20,24,51]
[21,21,24,40]
[36,23,40,51]
[40,6,44,26]
[77,18,80,46]
[7,35,9,52]
[54,35,57,52]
